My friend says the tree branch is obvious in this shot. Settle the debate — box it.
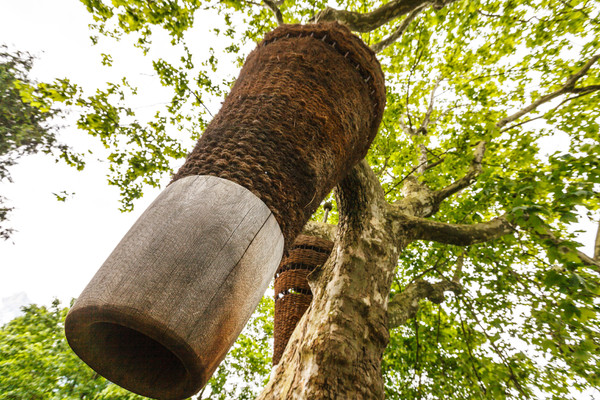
[432,140,486,203]
[190,90,214,117]
[404,212,600,268]
[524,222,600,270]
[313,0,455,33]
[496,54,600,129]
[418,75,444,135]
[570,84,600,94]
[388,278,461,329]
[302,220,337,242]
[500,89,600,133]
[405,215,513,246]
[370,4,427,53]
[263,0,284,25]
[595,221,600,262]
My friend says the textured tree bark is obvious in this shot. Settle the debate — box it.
[258,161,405,400]
[257,156,515,399]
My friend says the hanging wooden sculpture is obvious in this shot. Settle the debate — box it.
[273,234,334,365]
[65,22,385,400]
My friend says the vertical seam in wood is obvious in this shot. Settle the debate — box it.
[191,211,276,325]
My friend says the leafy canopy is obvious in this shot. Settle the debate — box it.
[0,298,273,400]
[0,47,83,239]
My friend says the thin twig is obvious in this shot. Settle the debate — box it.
[418,75,444,135]
[190,90,214,118]
[432,141,486,202]
[501,91,600,132]
[496,55,600,129]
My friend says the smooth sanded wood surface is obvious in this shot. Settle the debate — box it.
[65,175,284,400]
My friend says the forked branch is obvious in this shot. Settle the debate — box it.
[496,54,600,129]
[432,141,486,203]
[418,75,444,135]
[313,0,455,32]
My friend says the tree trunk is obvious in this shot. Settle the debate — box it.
[258,161,406,399]
[257,141,516,398]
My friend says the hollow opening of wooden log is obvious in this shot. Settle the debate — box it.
[86,322,188,394]
[65,304,203,400]
[65,175,284,399]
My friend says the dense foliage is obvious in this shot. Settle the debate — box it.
[0,48,83,239]
[3,0,599,398]
[0,299,273,399]
[0,301,142,399]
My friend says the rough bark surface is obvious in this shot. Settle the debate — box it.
[258,161,405,399]
[257,155,519,399]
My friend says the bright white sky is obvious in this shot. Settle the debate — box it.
[0,0,215,306]
[0,0,597,310]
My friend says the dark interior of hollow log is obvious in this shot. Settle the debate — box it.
[85,322,189,396]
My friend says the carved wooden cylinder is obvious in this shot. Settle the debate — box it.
[66,176,284,400]
[65,22,385,400]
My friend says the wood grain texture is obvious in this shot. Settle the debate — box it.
[65,175,284,400]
